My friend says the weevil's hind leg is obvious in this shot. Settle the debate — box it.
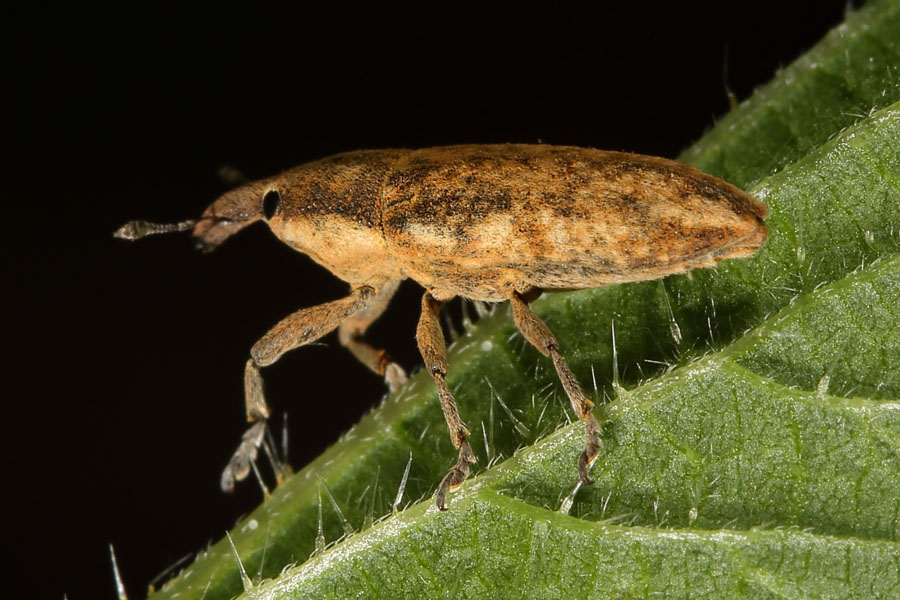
[221,285,378,492]
[338,279,408,393]
[509,290,602,485]
[416,292,476,510]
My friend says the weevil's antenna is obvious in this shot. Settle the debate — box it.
[109,543,128,600]
[114,212,247,242]
[113,219,197,240]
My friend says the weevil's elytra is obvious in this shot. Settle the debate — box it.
[118,144,768,510]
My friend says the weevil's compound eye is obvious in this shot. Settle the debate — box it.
[263,189,281,220]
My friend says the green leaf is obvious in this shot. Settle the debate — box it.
[150,2,900,599]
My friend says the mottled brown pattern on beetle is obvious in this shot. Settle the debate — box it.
[378,145,766,300]
[278,151,393,227]
[205,144,767,300]
[118,142,769,510]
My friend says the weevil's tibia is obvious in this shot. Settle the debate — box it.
[509,291,602,485]
[221,286,378,492]
[416,292,477,510]
[243,359,269,421]
[247,286,378,416]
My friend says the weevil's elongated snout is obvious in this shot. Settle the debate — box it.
[114,180,271,250]
[192,182,267,252]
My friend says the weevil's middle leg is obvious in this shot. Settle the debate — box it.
[338,279,408,393]
[416,292,476,510]
[509,290,602,485]
[222,285,377,492]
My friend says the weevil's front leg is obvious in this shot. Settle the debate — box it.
[416,292,476,510]
[338,279,408,393]
[509,290,602,485]
[221,285,377,491]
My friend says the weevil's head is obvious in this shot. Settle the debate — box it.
[191,180,271,252]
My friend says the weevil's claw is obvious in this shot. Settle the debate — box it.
[435,439,477,511]
[384,362,408,393]
[578,452,594,486]
[577,413,603,486]
[435,466,467,511]
[221,421,267,493]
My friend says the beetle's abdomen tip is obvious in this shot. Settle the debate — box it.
[726,212,769,259]
[745,193,770,220]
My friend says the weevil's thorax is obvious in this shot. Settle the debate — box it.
[265,150,410,285]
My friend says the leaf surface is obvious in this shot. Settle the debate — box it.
[150,2,900,598]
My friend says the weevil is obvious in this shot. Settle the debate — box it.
[116,144,768,510]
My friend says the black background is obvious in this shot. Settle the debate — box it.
[5,3,850,598]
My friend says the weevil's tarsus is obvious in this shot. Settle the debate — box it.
[221,421,266,493]
[417,292,477,510]
[220,419,284,495]
[558,479,583,515]
[556,343,602,484]
[383,362,408,394]
[510,291,602,486]
[435,439,475,511]
[109,543,128,600]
